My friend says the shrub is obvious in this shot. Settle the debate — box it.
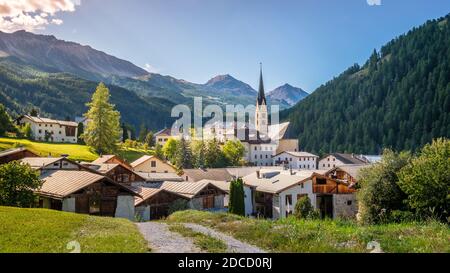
[0,161,43,207]
[294,196,314,219]
[388,210,416,223]
[168,199,189,215]
[357,149,410,224]
[398,138,450,221]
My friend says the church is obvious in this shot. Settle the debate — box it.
[204,65,299,166]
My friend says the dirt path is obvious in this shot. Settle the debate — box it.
[136,222,204,253]
[184,223,266,253]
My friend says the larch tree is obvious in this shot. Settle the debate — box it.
[82,83,121,154]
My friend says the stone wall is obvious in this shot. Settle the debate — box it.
[333,194,358,219]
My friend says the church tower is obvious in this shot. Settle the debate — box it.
[255,63,268,136]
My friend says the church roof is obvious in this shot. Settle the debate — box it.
[257,64,267,106]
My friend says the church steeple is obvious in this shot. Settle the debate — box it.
[257,63,267,106]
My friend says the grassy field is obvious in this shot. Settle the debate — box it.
[167,210,450,253]
[0,137,152,162]
[168,224,227,253]
[0,206,148,253]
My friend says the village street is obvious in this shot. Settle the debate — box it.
[137,222,266,253]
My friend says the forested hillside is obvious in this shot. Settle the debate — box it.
[282,14,450,154]
[0,57,174,129]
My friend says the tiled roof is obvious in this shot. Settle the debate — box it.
[91,155,116,164]
[161,181,226,199]
[155,128,172,136]
[38,170,106,198]
[328,164,371,180]
[328,153,368,165]
[243,169,326,194]
[135,172,183,182]
[183,168,233,182]
[130,155,153,168]
[21,115,78,127]
[0,147,38,158]
[20,157,63,170]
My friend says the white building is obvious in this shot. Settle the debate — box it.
[17,115,78,143]
[273,151,319,170]
[318,153,368,170]
[243,169,358,220]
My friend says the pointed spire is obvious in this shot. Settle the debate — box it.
[257,63,267,105]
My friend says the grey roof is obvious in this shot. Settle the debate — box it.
[274,151,319,158]
[20,157,63,170]
[327,153,368,165]
[328,164,372,180]
[183,168,234,182]
[243,169,327,194]
[0,147,38,158]
[135,172,183,182]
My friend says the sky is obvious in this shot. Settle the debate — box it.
[0,0,449,92]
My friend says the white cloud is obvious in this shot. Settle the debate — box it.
[0,0,80,32]
[367,0,381,6]
[143,63,160,73]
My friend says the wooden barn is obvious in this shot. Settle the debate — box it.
[133,186,189,221]
[36,170,138,220]
[82,162,145,184]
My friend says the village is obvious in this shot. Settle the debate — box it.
[0,69,378,223]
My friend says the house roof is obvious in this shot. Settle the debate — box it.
[130,186,189,206]
[323,153,367,165]
[243,169,326,194]
[225,166,283,178]
[130,155,153,168]
[182,168,234,182]
[20,157,63,170]
[0,147,38,158]
[91,155,116,164]
[327,164,371,180]
[155,128,172,136]
[160,181,226,199]
[274,151,319,158]
[20,115,78,127]
[135,172,183,182]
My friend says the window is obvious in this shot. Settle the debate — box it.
[151,161,156,167]
[255,155,257,159]
[347,200,353,206]
[53,163,59,167]
[39,130,42,134]
[289,158,292,161]
[59,131,62,134]
[300,183,304,189]
[254,147,257,151]
[323,164,325,167]
[328,164,330,167]
[317,178,327,185]
[327,158,330,161]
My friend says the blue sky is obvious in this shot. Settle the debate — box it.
[27,0,450,91]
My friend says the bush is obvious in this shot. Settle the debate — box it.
[294,196,314,219]
[0,161,43,207]
[398,138,450,221]
[357,149,410,224]
[388,210,416,223]
[168,199,189,215]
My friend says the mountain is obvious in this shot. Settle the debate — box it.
[0,30,149,81]
[0,57,174,129]
[281,14,450,154]
[205,74,257,96]
[268,84,309,108]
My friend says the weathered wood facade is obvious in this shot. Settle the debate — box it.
[0,148,39,164]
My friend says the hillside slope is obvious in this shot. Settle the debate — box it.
[282,14,450,154]
[0,206,147,253]
[0,57,174,129]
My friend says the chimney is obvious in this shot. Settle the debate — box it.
[290,167,294,175]
[256,170,261,179]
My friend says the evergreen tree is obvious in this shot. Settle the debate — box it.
[77,122,84,144]
[205,138,226,168]
[29,108,39,117]
[192,140,206,168]
[138,123,148,143]
[174,137,193,170]
[82,83,121,154]
[0,104,14,136]
[121,123,129,142]
[145,131,155,147]
[154,143,165,160]
[229,178,245,216]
